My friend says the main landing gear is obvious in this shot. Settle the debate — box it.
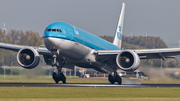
[51,51,66,84]
[108,71,122,84]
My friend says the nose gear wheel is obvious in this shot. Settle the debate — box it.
[53,72,66,84]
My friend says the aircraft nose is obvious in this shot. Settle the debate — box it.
[43,37,61,50]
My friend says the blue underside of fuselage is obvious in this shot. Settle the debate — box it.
[43,22,120,50]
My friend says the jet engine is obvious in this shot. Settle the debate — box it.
[116,50,140,71]
[17,47,40,69]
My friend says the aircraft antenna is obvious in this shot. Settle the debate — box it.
[145,32,147,37]
[131,33,133,38]
[3,23,6,34]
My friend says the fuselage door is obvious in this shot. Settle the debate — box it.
[68,28,73,40]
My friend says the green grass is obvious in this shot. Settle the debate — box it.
[1,75,180,101]
[0,87,180,101]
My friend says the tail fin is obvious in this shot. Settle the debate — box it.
[113,3,125,49]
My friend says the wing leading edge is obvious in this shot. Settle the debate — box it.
[95,48,180,61]
[0,42,50,55]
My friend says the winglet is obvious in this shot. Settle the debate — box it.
[113,3,125,49]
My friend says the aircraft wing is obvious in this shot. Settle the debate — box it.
[0,42,50,55]
[95,48,180,61]
[134,48,180,59]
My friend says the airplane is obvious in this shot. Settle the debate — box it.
[1,3,180,84]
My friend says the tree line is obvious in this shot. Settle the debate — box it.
[100,35,168,49]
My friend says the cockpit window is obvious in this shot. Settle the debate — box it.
[46,29,62,33]
[52,29,56,31]
[57,29,62,33]
[47,29,51,31]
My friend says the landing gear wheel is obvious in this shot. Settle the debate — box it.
[52,72,66,84]
[55,80,59,84]
[108,74,114,84]
[60,72,66,84]
[52,72,59,84]
[108,71,122,85]
[116,75,122,85]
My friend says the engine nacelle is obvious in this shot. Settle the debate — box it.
[17,47,40,69]
[116,50,140,71]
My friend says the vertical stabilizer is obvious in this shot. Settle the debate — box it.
[113,3,125,49]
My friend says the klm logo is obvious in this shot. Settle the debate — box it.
[117,26,122,40]
[119,26,121,32]
[117,32,122,40]
[73,26,79,35]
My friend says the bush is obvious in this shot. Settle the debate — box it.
[0,68,21,75]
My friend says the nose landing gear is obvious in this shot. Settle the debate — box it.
[51,50,67,84]
[52,59,67,84]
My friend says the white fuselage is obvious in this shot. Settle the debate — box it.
[43,37,114,73]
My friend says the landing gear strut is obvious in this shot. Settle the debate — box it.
[51,50,66,84]
[108,71,122,84]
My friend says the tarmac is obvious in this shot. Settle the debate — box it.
[0,83,180,87]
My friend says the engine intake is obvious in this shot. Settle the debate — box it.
[17,47,40,69]
[116,50,140,71]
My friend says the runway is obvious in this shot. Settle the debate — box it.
[0,83,180,87]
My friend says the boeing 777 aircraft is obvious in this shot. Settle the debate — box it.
[1,3,180,84]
